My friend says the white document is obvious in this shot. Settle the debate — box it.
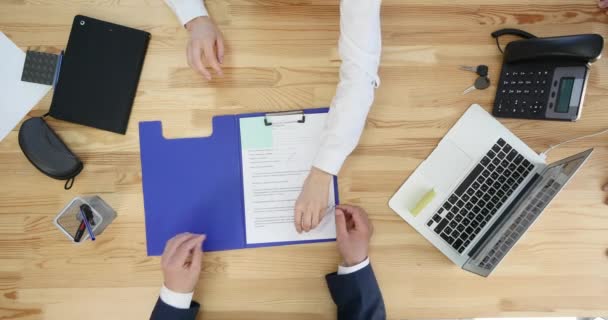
[240,113,336,245]
[0,32,51,142]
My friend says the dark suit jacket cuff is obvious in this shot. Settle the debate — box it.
[150,297,200,320]
[325,264,378,306]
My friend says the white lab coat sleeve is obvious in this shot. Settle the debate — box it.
[312,0,382,175]
[164,0,209,26]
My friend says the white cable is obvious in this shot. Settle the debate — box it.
[540,127,608,160]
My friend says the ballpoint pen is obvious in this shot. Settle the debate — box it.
[80,204,96,241]
[315,205,338,228]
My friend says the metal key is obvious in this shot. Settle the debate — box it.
[460,64,489,77]
[463,76,491,95]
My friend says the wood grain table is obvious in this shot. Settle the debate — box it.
[1,1,607,319]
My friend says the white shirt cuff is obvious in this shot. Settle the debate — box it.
[313,149,347,176]
[337,257,370,275]
[165,0,209,26]
[160,285,194,309]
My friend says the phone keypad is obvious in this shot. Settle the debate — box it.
[493,67,553,119]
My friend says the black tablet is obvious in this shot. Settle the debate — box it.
[50,15,150,134]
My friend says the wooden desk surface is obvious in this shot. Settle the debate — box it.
[1,1,607,319]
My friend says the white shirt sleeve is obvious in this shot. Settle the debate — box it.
[164,0,209,26]
[312,0,382,175]
[337,257,370,275]
[160,285,194,309]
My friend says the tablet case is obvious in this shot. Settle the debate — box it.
[49,15,150,134]
[139,108,339,256]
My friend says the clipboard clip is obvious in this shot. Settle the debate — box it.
[264,110,306,126]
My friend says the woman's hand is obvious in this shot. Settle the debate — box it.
[185,16,225,80]
[294,167,333,233]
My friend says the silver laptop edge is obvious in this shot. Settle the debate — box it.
[389,104,594,277]
[463,148,593,276]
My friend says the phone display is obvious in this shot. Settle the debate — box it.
[556,78,575,113]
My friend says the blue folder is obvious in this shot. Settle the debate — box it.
[139,108,339,256]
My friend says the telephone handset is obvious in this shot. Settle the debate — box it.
[492,29,603,121]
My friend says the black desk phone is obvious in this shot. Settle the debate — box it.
[492,29,604,121]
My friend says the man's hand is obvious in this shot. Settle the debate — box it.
[185,16,224,80]
[599,0,608,9]
[161,233,206,293]
[295,167,332,233]
[334,205,373,267]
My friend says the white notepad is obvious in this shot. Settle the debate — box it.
[239,113,336,245]
[0,32,51,142]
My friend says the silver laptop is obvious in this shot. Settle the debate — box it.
[389,104,593,277]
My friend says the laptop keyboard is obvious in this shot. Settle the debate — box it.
[478,178,561,271]
[426,138,535,254]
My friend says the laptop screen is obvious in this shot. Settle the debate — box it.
[462,148,593,277]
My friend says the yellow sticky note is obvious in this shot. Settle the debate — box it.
[411,189,436,216]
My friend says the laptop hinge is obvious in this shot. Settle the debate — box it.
[467,173,541,258]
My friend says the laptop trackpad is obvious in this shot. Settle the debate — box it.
[421,140,472,194]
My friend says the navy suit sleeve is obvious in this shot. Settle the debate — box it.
[325,264,386,320]
[150,297,200,320]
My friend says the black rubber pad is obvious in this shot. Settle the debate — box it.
[21,51,59,85]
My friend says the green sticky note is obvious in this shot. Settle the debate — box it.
[411,189,436,216]
[240,117,273,149]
